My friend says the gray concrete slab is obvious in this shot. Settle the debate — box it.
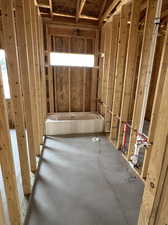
[25,134,144,225]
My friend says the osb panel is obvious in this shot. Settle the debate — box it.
[52,0,77,16]
[48,25,97,39]
[37,0,49,5]
[46,24,98,113]
[53,36,70,112]
[82,0,105,17]
[70,67,84,111]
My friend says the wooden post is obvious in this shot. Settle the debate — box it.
[117,0,141,149]
[101,23,111,116]
[0,70,22,225]
[104,14,120,132]
[0,192,5,225]
[14,0,37,173]
[90,30,99,112]
[1,0,32,191]
[83,39,87,112]
[23,0,41,156]
[34,4,44,143]
[127,0,163,160]
[38,14,47,120]
[30,0,42,151]
[110,3,130,142]
[47,26,55,113]
[138,58,168,225]
[98,26,106,114]
[141,25,168,179]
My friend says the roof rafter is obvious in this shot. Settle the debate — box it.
[76,0,87,22]
[99,0,121,24]
[49,0,53,17]
[98,0,108,18]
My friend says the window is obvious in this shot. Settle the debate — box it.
[50,52,95,68]
[0,50,10,99]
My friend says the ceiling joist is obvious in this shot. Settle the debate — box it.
[100,0,121,24]
[76,0,87,22]
[49,0,53,17]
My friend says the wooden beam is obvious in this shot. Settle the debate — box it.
[76,0,87,22]
[38,4,50,8]
[38,13,47,121]
[80,15,99,21]
[23,0,41,157]
[117,0,141,149]
[83,39,87,112]
[138,49,168,225]
[99,0,108,18]
[99,25,107,114]
[41,11,99,21]
[97,26,106,113]
[100,0,121,24]
[0,69,22,225]
[141,25,168,179]
[110,3,130,142]
[101,22,112,117]
[127,0,163,160]
[91,30,99,111]
[1,0,33,192]
[49,0,53,17]
[104,14,120,131]
[0,192,5,225]
[76,0,80,22]
[30,0,42,152]
[46,26,54,112]
[33,4,44,143]
[14,0,37,175]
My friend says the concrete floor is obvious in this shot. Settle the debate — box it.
[25,134,144,225]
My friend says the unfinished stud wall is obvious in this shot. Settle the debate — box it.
[44,22,99,113]
[98,0,168,224]
[0,0,46,224]
[98,0,168,178]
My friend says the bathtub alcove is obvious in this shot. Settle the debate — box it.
[45,112,105,135]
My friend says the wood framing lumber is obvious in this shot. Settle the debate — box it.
[117,0,141,149]
[153,150,168,225]
[47,26,55,112]
[76,0,87,22]
[38,14,47,122]
[100,26,107,115]
[102,22,112,116]
[110,3,130,142]
[99,0,121,24]
[104,14,120,132]
[97,26,106,113]
[138,55,168,225]
[0,192,5,225]
[99,0,108,18]
[141,25,168,179]
[83,39,87,112]
[24,0,41,156]
[49,0,53,17]
[0,69,22,225]
[91,30,99,112]
[30,0,43,152]
[1,0,33,191]
[15,0,37,174]
[127,0,163,160]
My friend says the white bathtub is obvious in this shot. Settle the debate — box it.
[45,112,104,135]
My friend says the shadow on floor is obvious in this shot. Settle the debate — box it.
[25,134,144,225]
